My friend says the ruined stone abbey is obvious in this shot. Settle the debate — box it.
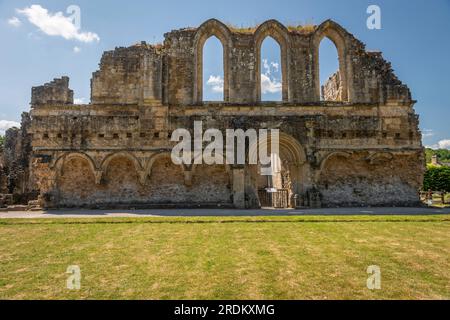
[1,19,425,209]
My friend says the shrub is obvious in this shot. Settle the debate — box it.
[423,164,450,192]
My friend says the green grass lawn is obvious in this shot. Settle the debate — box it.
[0,215,449,300]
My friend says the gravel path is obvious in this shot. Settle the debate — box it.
[1,207,449,218]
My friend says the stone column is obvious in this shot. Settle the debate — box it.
[232,166,245,209]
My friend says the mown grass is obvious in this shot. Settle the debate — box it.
[0,215,449,300]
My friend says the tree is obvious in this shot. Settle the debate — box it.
[425,148,450,164]
[423,164,450,192]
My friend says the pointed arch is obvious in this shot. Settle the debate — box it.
[254,20,290,102]
[312,20,353,102]
[194,19,232,103]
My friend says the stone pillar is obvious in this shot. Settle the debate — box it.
[232,166,245,209]
[31,156,58,208]
[184,170,193,187]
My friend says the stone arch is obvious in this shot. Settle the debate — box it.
[248,132,307,167]
[319,151,352,172]
[146,153,187,202]
[144,152,174,178]
[101,152,145,185]
[254,20,291,102]
[366,152,394,165]
[194,19,232,103]
[101,153,143,201]
[54,152,98,179]
[312,20,353,102]
[55,154,98,206]
[101,152,143,172]
[247,132,308,207]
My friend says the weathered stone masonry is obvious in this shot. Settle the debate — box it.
[19,19,424,209]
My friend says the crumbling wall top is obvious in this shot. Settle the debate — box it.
[91,42,163,105]
[31,77,73,107]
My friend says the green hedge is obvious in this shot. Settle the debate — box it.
[423,165,450,192]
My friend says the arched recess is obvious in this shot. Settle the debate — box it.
[55,155,97,206]
[312,20,352,102]
[144,152,174,179]
[145,152,213,187]
[254,20,290,102]
[101,152,145,185]
[54,152,98,179]
[146,153,187,203]
[366,152,394,165]
[318,151,352,173]
[194,19,232,103]
[101,152,143,172]
[102,154,142,201]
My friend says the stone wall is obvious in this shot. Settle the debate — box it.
[55,156,232,208]
[318,151,423,207]
[8,18,425,209]
[322,71,341,101]
[1,113,37,204]
[31,77,73,106]
[91,42,163,105]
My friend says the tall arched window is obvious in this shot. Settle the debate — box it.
[202,36,224,102]
[319,37,341,101]
[260,37,283,101]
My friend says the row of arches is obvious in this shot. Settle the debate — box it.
[195,19,351,103]
[53,151,231,186]
[47,145,408,208]
[53,152,233,206]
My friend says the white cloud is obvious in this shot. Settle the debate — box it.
[437,140,450,150]
[17,5,100,43]
[74,98,86,104]
[261,59,282,94]
[0,120,20,135]
[206,75,224,93]
[426,139,450,150]
[261,73,282,94]
[73,46,81,53]
[8,16,22,27]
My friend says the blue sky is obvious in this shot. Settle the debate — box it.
[0,0,449,149]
